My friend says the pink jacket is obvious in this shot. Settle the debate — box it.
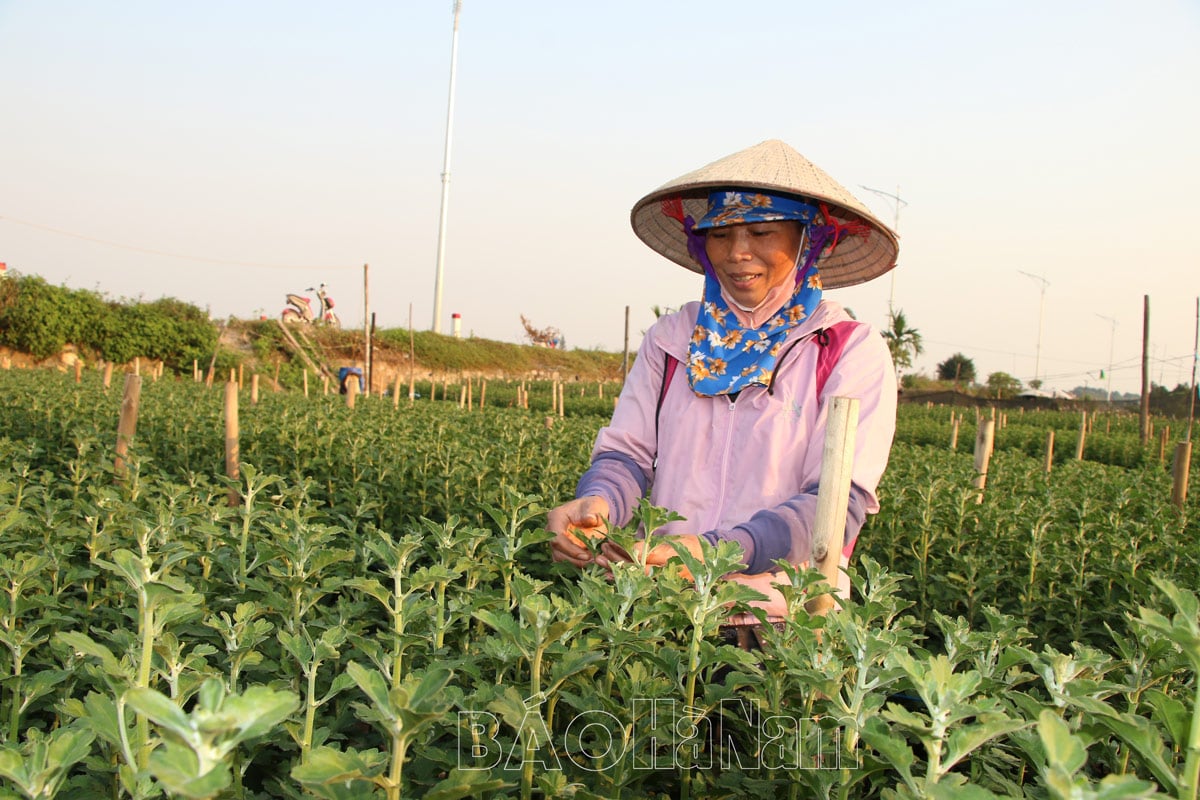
[578,298,897,621]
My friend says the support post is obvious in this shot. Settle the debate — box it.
[973,418,996,503]
[1171,441,1191,509]
[224,381,240,507]
[805,396,859,617]
[114,373,142,479]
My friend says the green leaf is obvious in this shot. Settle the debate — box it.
[290,745,388,784]
[1092,712,1178,795]
[861,715,917,792]
[1038,709,1086,774]
[147,741,232,799]
[124,687,195,741]
[423,767,513,800]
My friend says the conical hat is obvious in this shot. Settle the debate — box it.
[630,139,898,289]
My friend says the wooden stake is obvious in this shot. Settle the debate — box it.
[805,396,859,617]
[394,372,402,410]
[224,381,240,507]
[950,413,960,452]
[1044,430,1055,474]
[103,362,113,391]
[346,376,358,409]
[114,374,142,479]
[480,380,487,410]
[303,368,309,398]
[1171,441,1191,509]
[1075,411,1087,460]
[74,361,82,383]
[973,419,996,503]
[251,374,260,405]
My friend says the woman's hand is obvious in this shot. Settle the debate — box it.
[548,496,610,569]
[599,534,704,579]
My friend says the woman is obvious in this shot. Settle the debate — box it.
[548,139,899,628]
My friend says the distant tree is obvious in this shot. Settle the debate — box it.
[937,353,976,385]
[520,314,564,348]
[881,309,923,381]
[986,371,1022,399]
[1028,378,1043,390]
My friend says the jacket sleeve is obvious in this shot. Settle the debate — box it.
[705,324,897,573]
[574,319,674,527]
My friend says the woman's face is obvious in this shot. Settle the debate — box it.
[703,220,805,309]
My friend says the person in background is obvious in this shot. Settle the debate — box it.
[548,139,899,639]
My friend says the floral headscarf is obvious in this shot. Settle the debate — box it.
[663,190,861,397]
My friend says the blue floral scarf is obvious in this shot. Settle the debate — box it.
[687,264,823,396]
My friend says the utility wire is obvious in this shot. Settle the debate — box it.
[0,214,359,271]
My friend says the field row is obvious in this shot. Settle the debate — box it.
[0,369,1195,799]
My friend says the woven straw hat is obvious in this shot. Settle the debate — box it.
[630,139,898,289]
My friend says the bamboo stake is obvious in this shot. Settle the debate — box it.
[103,362,113,391]
[251,374,260,405]
[480,380,487,410]
[1044,430,1055,474]
[1171,441,1191,509]
[950,413,960,452]
[224,381,240,507]
[238,363,244,390]
[303,369,309,398]
[1075,411,1087,460]
[1159,427,1169,462]
[74,361,82,383]
[805,396,859,617]
[394,372,402,410]
[973,419,996,503]
[346,377,358,409]
[114,374,142,480]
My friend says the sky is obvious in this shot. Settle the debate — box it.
[2,1,1199,397]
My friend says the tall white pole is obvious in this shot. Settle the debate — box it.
[859,185,905,317]
[432,1,463,333]
[1018,270,1049,387]
[1096,314,1117,402]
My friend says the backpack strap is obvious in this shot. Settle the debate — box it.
[813,320,860,398]
[655,353,679,438]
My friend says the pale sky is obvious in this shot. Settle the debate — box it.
[3,1,1198,396]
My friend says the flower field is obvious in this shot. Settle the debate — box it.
[0,368,1196,800]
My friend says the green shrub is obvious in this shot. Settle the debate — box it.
[0,272,216,369]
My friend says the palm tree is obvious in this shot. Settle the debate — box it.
[881,309,923,381]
